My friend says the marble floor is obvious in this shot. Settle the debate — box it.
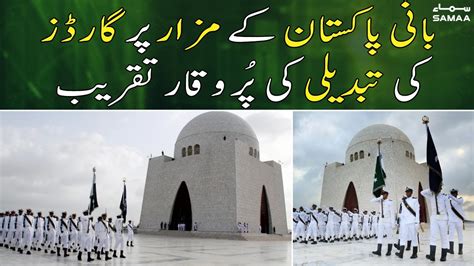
[294,223,474,265]
[0,234,291,265]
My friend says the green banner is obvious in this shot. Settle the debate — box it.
[1,0,472,109]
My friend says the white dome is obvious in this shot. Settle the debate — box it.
[347,124,413,151]
[176,111,258,144]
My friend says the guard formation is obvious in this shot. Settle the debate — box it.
[292,187,466,262]
[0,209,136,262]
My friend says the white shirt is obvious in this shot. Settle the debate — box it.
[23,214,34,229]
[371,196,395,225]
[420,189,449,221]
[399,196,420,225]
[115,218,124,233]
[447,195,465,222]
[34,216,44,231]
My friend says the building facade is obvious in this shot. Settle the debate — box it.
[320,124,430,222]
[139,112,288,234]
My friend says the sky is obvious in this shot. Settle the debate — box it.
[0,111,293,226]
[293,111,474,220]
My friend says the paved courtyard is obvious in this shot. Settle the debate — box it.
[294,223,474,265]
[0,234,290,265]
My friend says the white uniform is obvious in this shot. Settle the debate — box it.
[338,212,350,239]
[349,212,361,238]
[22,214,34,251]
[295,212,307,241]
[15,214,24,249]
[80,217,94,252]
[96,220,109,251]
[371,196,395,244]
[305,209,318,242]
[420,189,449,248]
[59,217,69,249]
[127,223,134,242]
[447,195,465,244]
[107,221,114,250]
[361,213,370,237]
[325,209,338,240]
[6,216,16,246]
[33,216,44,249]
[45,216,57,251]
[114,218,124,251]
[68,217,79,250]
[398,196,420,247]
[316,212,326,238]
[0,215,6,244]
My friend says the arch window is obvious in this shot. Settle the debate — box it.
[354,152,358,160]
[249,147,253,156]
[194,144,200,155]
[359,150,364,159]
[187,146,192,156]
[254,148,257,158]
[406,151,410,157]
[350,154,354,162]
[182,147,186,157]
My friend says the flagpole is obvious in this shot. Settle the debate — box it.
[377,138,384,218]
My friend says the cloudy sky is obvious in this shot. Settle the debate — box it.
[0,111,292,226]
[294,111,474,219]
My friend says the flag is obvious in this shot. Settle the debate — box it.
[372,152,386,197]
[88,167,99,214]
[119,182,127,221]
[426,125,442,193]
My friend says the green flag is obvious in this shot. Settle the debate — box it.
[372,154,386,197]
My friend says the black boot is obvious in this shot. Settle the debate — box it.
[105,251,112,261]
[426,245,436,261]
[448,241,454,254]
[18,248,23,254]
[459,244,463,255]
[394,240,400,250]
[26,250,31,255]
[87,252,94,262]
[372,243,382,256]
[126,241,129,246]
[77,251,82,261]
[386,244,392,256]
[395,245,405,258]
[63,248,69,257]
[113,250,117,258]
[410,246,418,259]
[406,240,411,251]
[56,247,61,256]
[120,250,126,258]
[440,248,447,261]
[130,241,134,247]
[97,251,101,260]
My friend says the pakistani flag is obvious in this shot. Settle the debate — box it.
[88,167,99,214]
[426,125,442,193]
[119,182,127,221]
[372,152,386,197]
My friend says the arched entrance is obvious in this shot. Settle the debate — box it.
[418,182,428,223]
[169,181,192,231]
[343,181,359,211]
[260,186,272,234]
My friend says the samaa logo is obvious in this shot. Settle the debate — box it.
[433,3,471,22]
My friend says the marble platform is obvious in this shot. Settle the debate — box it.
[294,223,474,265]
[0,234,291,265]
